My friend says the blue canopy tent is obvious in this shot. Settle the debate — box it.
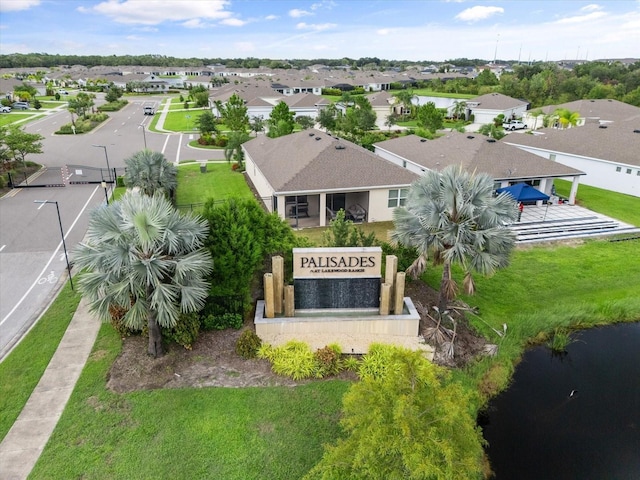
[496,183,550,202]
[496,183,551,220]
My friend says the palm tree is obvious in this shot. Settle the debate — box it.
[394,89,415,120]
[124,150,177,197]
[224,131,251,169]
[554,108,580,129]
[74,191,212,357]
[452,100,467,120]
[391,165,517,312]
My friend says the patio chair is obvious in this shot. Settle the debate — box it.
[347,204,366,222]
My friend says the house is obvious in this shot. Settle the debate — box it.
[373,132,585,204]
[466,92,529,125]
[504,121,640,197]
[243,129,418,227]
[523,98,640,130]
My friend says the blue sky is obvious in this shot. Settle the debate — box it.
[1,0,639,62]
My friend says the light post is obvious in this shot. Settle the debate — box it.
[92,144,112,197]
[139,124,147,149]
[101,181,109,205]
[34,200,74,291]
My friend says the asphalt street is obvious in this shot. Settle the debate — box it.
[0,94,220,359]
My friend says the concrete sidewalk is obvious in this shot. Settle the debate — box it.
[0,297,100,480]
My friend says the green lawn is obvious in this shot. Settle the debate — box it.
[162,109,208,131]
[175,163,254,209]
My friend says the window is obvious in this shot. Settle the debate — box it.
[388,188,408,208]
[616,166,622,172]
[637,171,640,176]
[626,169,632,174]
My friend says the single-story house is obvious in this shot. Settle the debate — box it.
[243,129,418,227]
[504,121,640,197]
[466,92,529,125]
[373,132,585,204]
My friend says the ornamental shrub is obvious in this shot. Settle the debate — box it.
[259,340,317,380]
[314,344,343,377]
[163,312,201,350]
[235,329,262,358]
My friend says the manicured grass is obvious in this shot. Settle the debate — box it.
[0,282,81,441]
[30,325,349,479]
[554,179,640,226]
[409,89,476,99]
[175,163,253,208]
[162,109,208,131]
[0,113,34,126]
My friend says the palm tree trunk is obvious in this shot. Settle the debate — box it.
[147,310,164,357]
[438,260,451,313]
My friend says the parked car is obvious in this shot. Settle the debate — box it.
[503,120,528,131]
[12,101,30,110]
[0,105,11,113]
[58,89,69,95]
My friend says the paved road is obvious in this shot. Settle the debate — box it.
[0,94,221,359]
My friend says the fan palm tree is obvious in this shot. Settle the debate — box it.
[74,191,212,357]
[391,165,517,312]
[124,149,177,197]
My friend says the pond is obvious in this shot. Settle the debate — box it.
[480,322,640,479]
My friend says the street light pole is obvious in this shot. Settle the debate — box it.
[92,144,112,197]
[139,124,147,149]
[34,200,74,291]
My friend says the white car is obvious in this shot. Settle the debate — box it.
[503,120,528,131]
[59,89,69,95]
[0,105,11,113]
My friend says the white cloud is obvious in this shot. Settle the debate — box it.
[376,28,395,36]
[311,1,336,10]
[289,8,312,18]
[296,22,336,31]
[80,0,232,25]
[0,0,40,13]
[581,4,603,12]
[234,41,255,53]
[455,6,504,22]
[182,19,206,28]
[220,17,246,26]
[553,11,607,24]
[126,35,142,40]
[265,14,278,21]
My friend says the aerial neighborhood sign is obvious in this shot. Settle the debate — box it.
[293,247,382,309]
[293,247,382,278]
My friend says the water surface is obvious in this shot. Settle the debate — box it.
[481,322,640,479]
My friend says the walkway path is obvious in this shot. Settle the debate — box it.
[0,298,100,480]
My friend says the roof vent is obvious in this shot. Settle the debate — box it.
[420,138,427,142]
[633,129,640,134]
[315,136,321,140]
[335,144,345,150]
[309,132,315,136]
[599,125,608,129]
[486,138,496,143]
[467,135,475,139]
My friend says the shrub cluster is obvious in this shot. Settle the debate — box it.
[97,100,128,112]
[163,312,201,350]
[202,312,243,331]
[257,341,349,380]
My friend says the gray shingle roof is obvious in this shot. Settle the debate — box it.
[374,133,584,180]
[243,130,418,193]
[537,99,640,124]
[504,122,640,167]
[468,92,529,110]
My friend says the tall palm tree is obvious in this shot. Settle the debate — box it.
[74,191,212,357]
[124,149,177,197]
[391,165,517,312]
